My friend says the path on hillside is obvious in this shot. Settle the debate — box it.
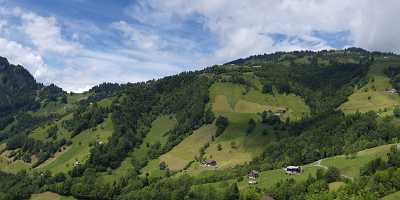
[312,159,354,181]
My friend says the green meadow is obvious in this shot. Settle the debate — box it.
[340,56,400,115]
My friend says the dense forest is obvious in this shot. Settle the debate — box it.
[1,49,400,200]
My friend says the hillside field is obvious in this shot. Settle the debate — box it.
[340,56,400,115]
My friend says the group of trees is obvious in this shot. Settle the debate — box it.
[0,57,41,130]
[259,111,400,168]
[87,72,212,171]
[265,145,400,200]
[63,103,107,137]
[39,84,67,104]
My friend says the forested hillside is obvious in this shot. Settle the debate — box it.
[1,49,400,200]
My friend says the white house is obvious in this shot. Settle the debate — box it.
[284,166,302,175]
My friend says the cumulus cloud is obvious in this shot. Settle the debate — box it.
[112,21,162,51]
[127,0,400,59]
[0,37,50,80]
[18,12,81,54]
[0,5,186,92]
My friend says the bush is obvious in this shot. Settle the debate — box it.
[325,167,341,183]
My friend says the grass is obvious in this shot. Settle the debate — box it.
[101,115,176,182]
[382,191,400,200]
[0,155,31,173]
[199,81,309,169]
[191,143,397,195]
[210,82,309,120]
[98,97,114,108]
[203,112,270,168]
[321,144,394,178]
[329,181,345,192]
[30,192,75,200]
[141,158,167,178]
[340,56,400,115]
[30,113,73,142]
[191,166,319,194]
[239,166,318,190]
[41,116,114,174]
[160,124,217,171]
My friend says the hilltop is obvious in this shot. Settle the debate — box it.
[1,48,400,200]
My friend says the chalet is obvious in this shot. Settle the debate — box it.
[248,170,259,179]
[284,166,302,175]
[248,178,257,184]
[73,161,81,167]
[386,88,398,94]
[276,107,287,114]
[203,160,217,167]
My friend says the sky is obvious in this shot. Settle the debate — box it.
[0,0,399,92]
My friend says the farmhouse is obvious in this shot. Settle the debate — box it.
[276,107,287,114]
[247,170,259,184]
[386,88,398,94]
[73,161,81,167]
[248,178,257,184]
[284,166,302,175]
[248,170,259,178]
[203,159,217,167]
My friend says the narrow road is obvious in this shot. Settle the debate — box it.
[312,159,354,181]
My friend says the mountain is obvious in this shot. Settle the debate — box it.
[1,49,400,200]
[0,57,40,129]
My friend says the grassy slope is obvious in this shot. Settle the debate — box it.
[40,116,114,174]
[30,192,75,200]
[159,124,217,171]
[321,144,393,178]
[193,143,395,195]
[238,166,318,190]
[210,82,309,120]
[30,113,73,142]
[328,181,345,192]
[382,191,400,200]
[340,56,400,115]
[100,115,176,182]
[201,82,309,169]
[0,155,31,173]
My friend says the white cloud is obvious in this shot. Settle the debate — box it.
[112,21,162,51]
[0,6,185,92]
[0,37,50,80]
[18,12,81,54]
[127,0,400,59]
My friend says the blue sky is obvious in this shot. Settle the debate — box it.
[0,0,399,91]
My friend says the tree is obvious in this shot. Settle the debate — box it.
[216,116,229,137]
[204,108,215,124]
[246,119,256,134]
[217,144,223,151]
[224,183,239,200]
[394,106,400,118]
[159,161,167,170]
[263,84,273,94]
[325,167,340,183]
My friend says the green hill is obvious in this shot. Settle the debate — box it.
[340,56,400,115]
[2,49,400,200]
